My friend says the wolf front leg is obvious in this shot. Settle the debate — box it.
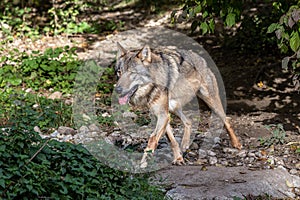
[140,92,169,168]
[165,124,184,165]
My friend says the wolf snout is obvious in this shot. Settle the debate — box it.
[115,86,123,94]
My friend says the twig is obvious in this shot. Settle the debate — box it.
[27,139,50,164]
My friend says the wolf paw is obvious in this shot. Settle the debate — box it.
[232,141,243,150]
[172,156,185,165]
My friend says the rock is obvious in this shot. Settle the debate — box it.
[290,169,298,175]
[79,126,89,133]
[223,147,239,154]
[88,124,100,132]
[189,142,199,150]
[247,152,256,157]
[198,149,207,159]
[155,166,300,199]
[220,160,229,166]
[237,150,247,158]
[58,126,75,135]
[63,135,73,142]
[187,151,197,157]
[50,130,59,138]
[34,126,42,134]
[207,150,216,157]
[48,91,62,100]
[209,157,218,165]
[213,137,221,144]
[122,111,137,119]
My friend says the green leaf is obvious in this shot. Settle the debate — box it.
[209,19,215,33]
[290,31,300,52]
[202,11,208,19]
[225,13,236,27]
[8,77,22,86]
[0,179,5,188]
[200,22,209,35]
[194,5,201,13]
[267,23,279,33]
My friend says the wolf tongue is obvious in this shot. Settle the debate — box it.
[118,94,129,105]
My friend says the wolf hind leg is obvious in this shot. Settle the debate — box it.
[197,88,242,149]
[173,108,192,152]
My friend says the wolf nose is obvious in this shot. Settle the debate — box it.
[115,86,123,94]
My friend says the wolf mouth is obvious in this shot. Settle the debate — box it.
[118,85,139,105]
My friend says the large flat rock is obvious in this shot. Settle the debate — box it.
[154,166,300,199]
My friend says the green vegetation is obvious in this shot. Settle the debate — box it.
[173,0,300,81]
[0,46,81,94]
[259,124,286,147]
[0,125,165,199]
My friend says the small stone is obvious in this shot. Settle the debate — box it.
[283,149,289,155]
[248,157,255,163]
[58,126,75,135]
[223,147,238,154]
[289,169,298,175]
[220,160,229,166]
[48,91,62,100]
[88,124,100,132]
[268,156,275,165]
[188,151,197,157]
[247,152,256,157]
[63,135,73,142]
[255,151,262,158]
[88,131,98,138]
[25,88,32,93]
[207,150,216,157]
[122,111,137,119]
[79,126,89,133]
[213,137,221,144]
[209,156,218,165]
[195,158,208,165]
[189,142,199,150]
[102,112,111,117]
[33,126,42,134]
[65,99,73,105]
[50,130,59,138]
[295,162,300,169]
[237,150,247,158]
[32,104,39,108]
[198,149,207,159]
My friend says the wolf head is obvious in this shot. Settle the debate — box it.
[115,42,153,105]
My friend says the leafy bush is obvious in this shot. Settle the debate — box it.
[0,126,165,199]
[0,89,165,199]
[171,0,243,34]
[0,89,73,131]
[259,124,286,147]
[0,0,106,36]
[173,0,300,87]
[0,46,81,94]
[267,3,300,75]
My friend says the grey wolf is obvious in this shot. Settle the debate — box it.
[114,42,242,168]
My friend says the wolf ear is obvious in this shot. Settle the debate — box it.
[138,45,151,62]
[117,42,127,57]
